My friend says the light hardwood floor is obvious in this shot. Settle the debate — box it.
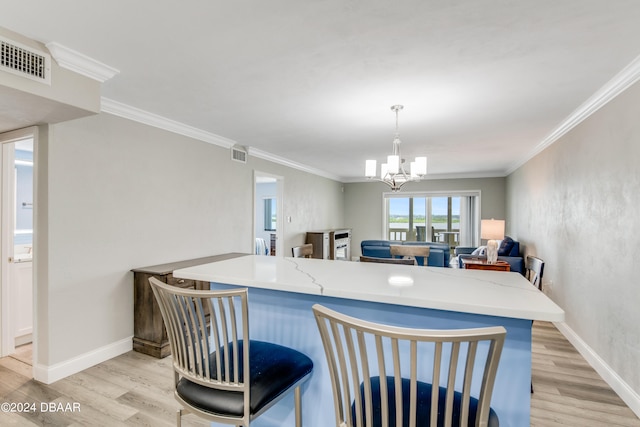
[530,322,640,427]
[0,322,638,426]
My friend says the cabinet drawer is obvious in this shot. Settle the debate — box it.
[165,274,196,289]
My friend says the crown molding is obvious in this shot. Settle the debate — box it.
[506,53,640,175]
[103,48,640,183]
[101,97,342,180]
[341,170,506,184]
[246,147,343,182]
[45,42,119,82]
[100,97,501,184]
[421,171,507,180]
[100,98,236,149]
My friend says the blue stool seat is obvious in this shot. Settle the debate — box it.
[353,376,499,427]
[177,340,313,417]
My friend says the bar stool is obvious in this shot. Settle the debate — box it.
[313,303,506,427]
[150,277,313,426]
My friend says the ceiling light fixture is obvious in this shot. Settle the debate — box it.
[365,105,427,191]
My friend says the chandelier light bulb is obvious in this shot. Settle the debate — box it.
[414,156,427,176]
[387,155,399,174]
[365,159,377,177]
[380,163,389,180]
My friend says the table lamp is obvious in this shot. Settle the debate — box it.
[481,219,505,264]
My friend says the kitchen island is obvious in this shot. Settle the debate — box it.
[174,255,564,427]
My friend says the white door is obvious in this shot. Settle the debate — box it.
[0,128,35,358]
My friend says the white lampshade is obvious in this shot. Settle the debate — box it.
[380,163,388,180]
[414,156,427,176]
[387,155,399,174]
[481,219,505,240]
[365,160,377,177]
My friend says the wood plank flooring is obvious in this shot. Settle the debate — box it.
[0,322,638,426]
[530,321,640,427]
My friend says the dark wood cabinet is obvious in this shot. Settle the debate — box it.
[132,253,247,358]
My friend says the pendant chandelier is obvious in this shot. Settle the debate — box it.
[365,105,427,191]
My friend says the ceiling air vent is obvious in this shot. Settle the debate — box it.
[231,146,247,164]
[0,36,51,84]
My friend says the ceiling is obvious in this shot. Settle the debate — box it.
[3,1,640,181]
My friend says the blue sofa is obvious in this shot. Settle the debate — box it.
[455,236,524,275]
[360,240,451,267]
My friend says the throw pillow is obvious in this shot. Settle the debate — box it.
[471,246,487,256]
[498,236,515,256]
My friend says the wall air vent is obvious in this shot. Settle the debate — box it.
[231,146,248,164]
[0,36,51,84]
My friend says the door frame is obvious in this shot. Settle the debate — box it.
[0,126,37,360]
[253,170,284,257]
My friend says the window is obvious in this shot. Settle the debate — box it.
[384,191,480,248]
[263,198,276,231]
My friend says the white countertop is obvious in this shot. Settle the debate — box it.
[174,255,564,322]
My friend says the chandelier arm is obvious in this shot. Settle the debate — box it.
[366,175,423,192]
[396,179,413,191]
[366,177,399,191]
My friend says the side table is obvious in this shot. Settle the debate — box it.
[132,253,247,358]
[461,258,511,272]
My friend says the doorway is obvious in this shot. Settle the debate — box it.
[254,171,283,257]
[1,127,36,371]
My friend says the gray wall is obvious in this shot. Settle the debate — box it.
[506,81,640,395]
[36,112,344,366]
[344,177,506,256]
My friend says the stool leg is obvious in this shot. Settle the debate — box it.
[295,386,302,427]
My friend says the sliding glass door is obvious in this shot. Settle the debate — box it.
[385,191,480,248]
[388,197,425,241]
[430,196,460,247]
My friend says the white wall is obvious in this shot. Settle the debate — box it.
[344,177,507,256]
[35,112,344,377]
[506,80,640,410]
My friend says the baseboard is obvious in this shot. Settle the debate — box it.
[34,336,133,384]
[15,333,32,347]
[554,321,640,418]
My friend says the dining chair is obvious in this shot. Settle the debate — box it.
[292,243,314,258]
[149,277,313,426]
[255,237,269,255]
[359,255,416,265]
[390,244,430,266]
[525,256,545,290]
[313,303,506,427]
[525,255,545,393]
